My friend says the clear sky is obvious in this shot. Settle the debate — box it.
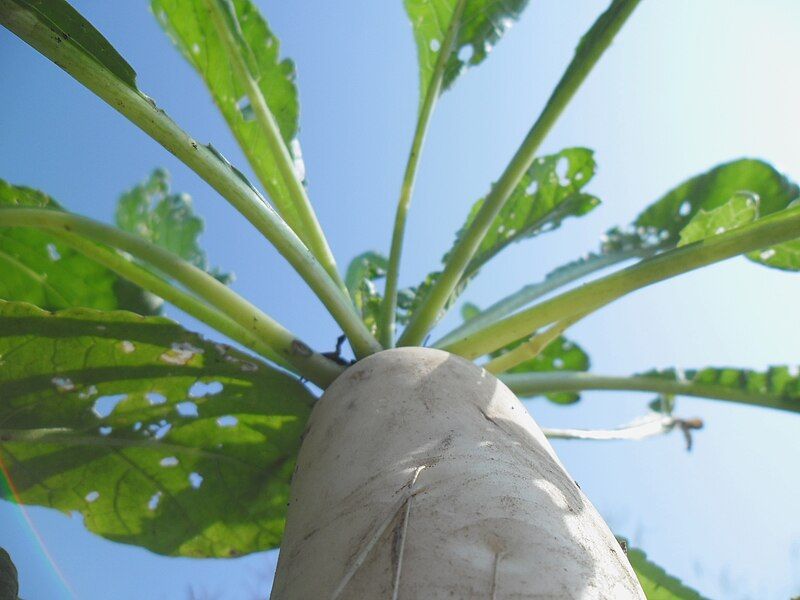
[1,1,800,598]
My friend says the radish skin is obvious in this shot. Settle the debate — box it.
[271,348,644,599]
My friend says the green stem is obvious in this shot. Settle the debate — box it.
[398,0,642,347]
[483,312,585,374]
[443,205,800,359]
[500,371,797,413]
[0,208,345,387]
[0,2,380,358]
[202,0,347,295]
[50,229,295,372]
[435,246,655,347]
[378,0,467,348]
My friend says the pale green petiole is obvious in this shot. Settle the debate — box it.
[435,246,656,348]
[397,0,643,347]
[202,0,348,296]
[483,313,586,375]
[501,371,798,414]
[0,1,380,358]
[0,208,346,387]
[443,205,800,359]
[379,0,468,348]
[50,229,297,373]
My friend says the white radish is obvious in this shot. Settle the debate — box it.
[271,347,644,599]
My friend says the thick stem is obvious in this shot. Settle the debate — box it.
[202,0,347,295]
[501,371,798,413]
[443,206,800,359]
[483,313,585,374]
[398,0,642,347]
[435,246,654,348]
[379,0,467,348]
[50,230,295,371]
[0,209,345,387]
[0,2,380,358]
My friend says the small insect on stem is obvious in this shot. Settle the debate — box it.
[322,334,355,367]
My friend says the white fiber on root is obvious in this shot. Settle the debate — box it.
[271,348,644,599]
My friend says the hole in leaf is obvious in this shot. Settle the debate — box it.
[189,473,204,489]
[148,492,162,511]
[457,44,473,62]
[555,157,570,185]
[216,415,238,428]
[553,358,565,368]
[160,456,179,468]
[153,422,172,440]
[93,395,126,418]
[78,385,98,399]
[176,401,199,418]
[85,491,99,503]
[159,342,203,366]
[132,421,142,431]
[147,392,167,406]
[429,38,440,52]
[526,180,539,196]
[189,381,223,397]
[679,200,692,216]
[51,377,75,393]
[46,243,61,261]
[99,426,112,436]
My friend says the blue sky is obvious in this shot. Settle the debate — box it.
[1,0,800,598]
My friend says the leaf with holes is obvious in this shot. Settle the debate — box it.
[637,366,800,414]
[0,300,313,557]
[626,544,708,599]
[0,547,18,600]
[453,147,599,279]
[344,252,388,336]
[405,0,531,103]
[0,179,158,315]
[495,158,800,323]
[406,148,599,319]
[677,192,759,247]
[151,0,307,240]
[115,169,231,284]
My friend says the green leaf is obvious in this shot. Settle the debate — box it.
[151,0,307,237]
[0,300,313,557]
[638,366,800,414]
[677,192,759,247]
[453,147,600,279]
[540,158,800,302]
[637,159,798,242]
[0,179,157,315]
[9,0,136,90]
[405,0,531,103]
[406,148,599,321]
[0,547,18,600]
[115,169,231,284]
[626,544,708,599]
[344,252,388,336]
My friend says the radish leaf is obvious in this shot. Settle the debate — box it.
[151,0,306,237]
[0,300,313,557]
[405,0,531,103]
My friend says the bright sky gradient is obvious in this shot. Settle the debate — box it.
[1,1,800,598]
